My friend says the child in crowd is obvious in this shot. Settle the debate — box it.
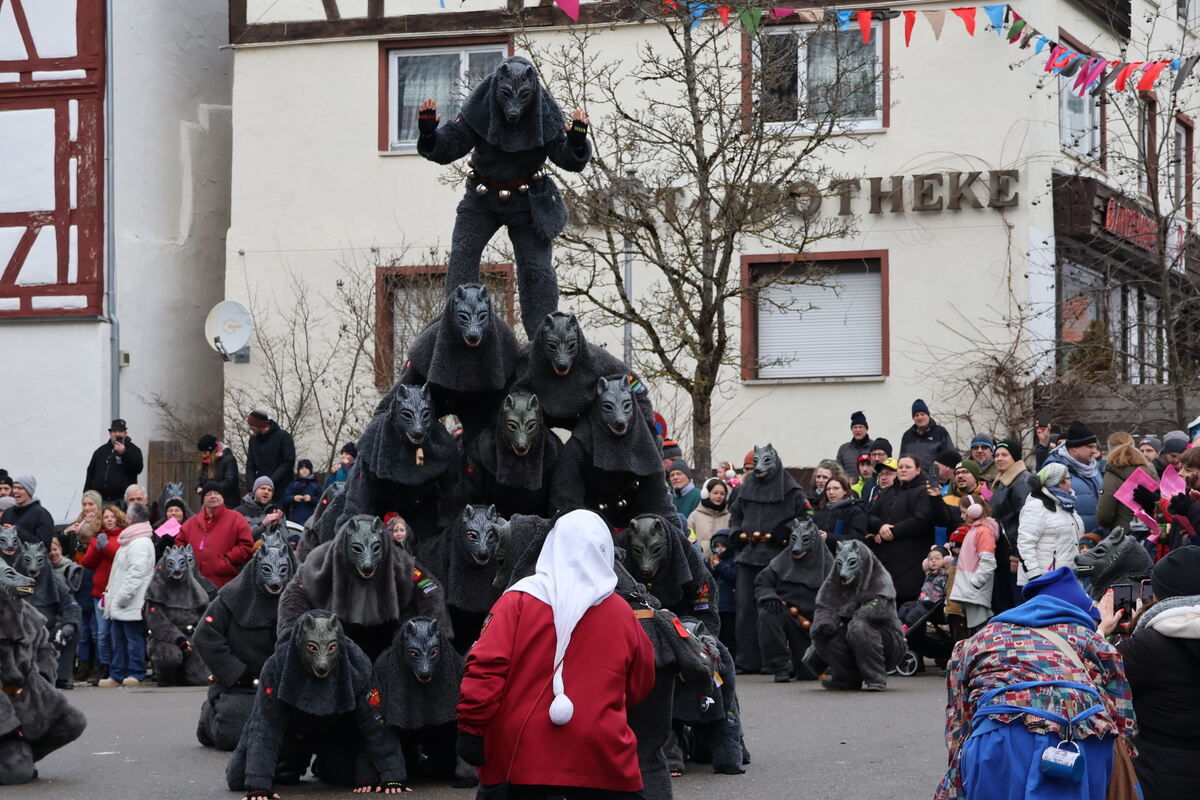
[899,545,951,629]
[947,495,999,635]
[708,530,737,659]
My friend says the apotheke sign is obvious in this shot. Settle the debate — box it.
[791,169,1020,217]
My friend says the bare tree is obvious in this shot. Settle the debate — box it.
[522,3,880,469]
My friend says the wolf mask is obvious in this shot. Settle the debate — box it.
[400,617,442,684]
[297,612,342,679]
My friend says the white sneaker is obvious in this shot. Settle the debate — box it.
[121,677,142,687]
[97,677,118,688]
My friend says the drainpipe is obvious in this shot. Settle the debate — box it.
[105,0,119,419]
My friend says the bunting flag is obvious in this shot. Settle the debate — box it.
[1138,59,1172,92]
[1007,14,1026,42]
[690,3,711,28]
[771,7,796,21]
[739,6,762,36]
[857,9,873,43]
[718,5,731,27]
[1175,55,1200,91]
[836,9,853,30]
[952,7,976,36]
[923,9,946,40]
[1115,62,1145,92]
[903,9,917,46]
[983,4,1007,34]
[554,0,580,21]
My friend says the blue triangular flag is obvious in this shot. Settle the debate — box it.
[1172,58,1183,70]
[1034,36,1049,55]
[836,10,853,30]
[689,3,710,29]
[983,5,1007,34]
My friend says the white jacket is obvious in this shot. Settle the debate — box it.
[103,530,155,621]
[1016,492,1083,586]
[949,519,998,608]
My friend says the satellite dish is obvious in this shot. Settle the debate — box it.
[204,301,253,360]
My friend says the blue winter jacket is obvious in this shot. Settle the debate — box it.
[1042,448,1104,532]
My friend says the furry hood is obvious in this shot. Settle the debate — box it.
[297,518,416,628]
[427,512,501,614]
[146,553,210,610]
[500,514,555,589]
[766,532,834,596]
[616,514,699,612]
[815,540,896,619]
[355,408,458,487]
[471,420,561,492]
[403,299,520,396]
[515,323,629,428]
[268,611,375,716]
[458,55,565,152]
[737,463,802,505]
[1135,594,1200,639]
[571,390,662,477]
[374,622,463,730]
[218,547,292,630]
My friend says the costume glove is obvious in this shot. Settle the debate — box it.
[417,107,439,137]
[1132,485,1161,514]
[457,731,485,766]
[1168,492,1193,517]
[567,117,589,150]
[760,599,785,616]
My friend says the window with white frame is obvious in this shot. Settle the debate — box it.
[1059,74,1101,159]
[760,23,883,130]
[387,44,506,151]
[752,258,883,379]
[1174,119,1193,212]
[1138,95,1158,196]
[1180,0,1200,29]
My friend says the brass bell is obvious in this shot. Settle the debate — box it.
[518,183,530,193]
[531,170,543,181]
[801,618,812,630]
[468,170,478,180]
[498,189,512,201]
[739,532,749,541]
[600,503,609,511]
[475,184,489,196]
[789,606,800,617]
[617,499,628,509]
[763,533,773,541]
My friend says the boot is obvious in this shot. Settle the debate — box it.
[88,663,108,687]
[75,658,96,683]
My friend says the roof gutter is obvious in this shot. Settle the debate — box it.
[105,0,119,419]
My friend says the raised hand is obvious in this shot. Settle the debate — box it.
[418,98,440,137]
[96,532,109,551]
[566,107,590,149]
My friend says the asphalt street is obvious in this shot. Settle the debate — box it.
[12,673,948,800]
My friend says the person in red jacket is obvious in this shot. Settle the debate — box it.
[456,509,655,799]
[80,504,127,686]
[175,482,254,589]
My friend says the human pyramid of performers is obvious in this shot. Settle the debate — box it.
[0,57,905,797]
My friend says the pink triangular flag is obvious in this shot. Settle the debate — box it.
[555,0,580,21]
[923,9,946,40]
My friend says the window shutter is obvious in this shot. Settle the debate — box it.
[756,271,882,378]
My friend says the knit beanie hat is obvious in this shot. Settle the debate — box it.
[662,440,683,460]
[934,450,961,470]
[850,411,868,428]
[994,438,1024,462]
[912,398,930,417]
[247,410,270,426]
[1137,436,1162,453]
[196,434,218,452]
[1078,532,1102,548]
[1163,429,1189,446]
[297,459,314,473]
[667,459,692,480]
[1022,566,1101,622]
[743,450,755,468]
[1162,437,1189,455]
[954,460,983,481]
[13,476,36,496]
[201,480,223,496]
[0,497,14,512]
[252,476,274,493]
[970,433,995,451]
[870,438,894,457]
[1151,546,1200,599]
[82,490,103,510]
[1037,463,1069,488]
[340,442,358,459]
[1064,420,1098,448]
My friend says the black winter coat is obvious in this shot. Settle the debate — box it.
[1,500,55,548]
[198,450,241,509]
[898,421,954,472]
[84,439,144,501]
[867,478,934,603]
[246,422,296,491]
[812,498,867,551]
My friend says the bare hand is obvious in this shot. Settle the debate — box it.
[418,97,440,121]
[1097,589,1125,636]
[293,495,304,503]
[266,510,284,525]
[879,524,895,542]
[303,495,312,503]
[1036,425,1051,446]
[567,107,590,128]
[241,793,280,800]
[113,441,126,454]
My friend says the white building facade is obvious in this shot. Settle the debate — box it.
[222,0,1197,470]
[0,0,232,516]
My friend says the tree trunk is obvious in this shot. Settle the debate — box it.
[691,387,713,481]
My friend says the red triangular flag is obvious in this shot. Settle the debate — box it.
[903,10,916,46]
[857,10,873,43]
[718,5,730,27]
[952,7,976,35]
[1115,61,1145,91]
[1136,60,1171,92]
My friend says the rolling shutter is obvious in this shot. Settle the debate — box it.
[756,267,882,378]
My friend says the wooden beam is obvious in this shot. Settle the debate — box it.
[230,2,649,45]
[322,0,341,21]
[368,0,384,18]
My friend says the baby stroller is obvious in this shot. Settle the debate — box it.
[891,599,953,677]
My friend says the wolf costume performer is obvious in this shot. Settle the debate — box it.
[12,542,80,690]
[1074,526,1154,600]
[0,526,19,565]
[195,533,296,750]
[551,375,674,529]
[342,384,459,542]
[300,480,346,563]
[617,514,720,635]
[373,617,476,787]
[804,540,905,691]
[667,617,747,777]
[460,390,561,518]
[389,284,521,441]
[423,504,502,652]
[226,610,408,795]
[416,56,592,337]
[144,545,210,686]
[180,542,219,601]
[514,312,654,431]
[278,515,450,661]
[754,517,832,682]
[0,560,86,785]
[728,444,809,673]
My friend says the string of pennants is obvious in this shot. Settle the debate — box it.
[513,1,1200,96]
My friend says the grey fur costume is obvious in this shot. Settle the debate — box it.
[417,56,592,337]
[13,543,80,688]
[422,507,502,652]
[339,406,459,542]
[1075,526,1154,600]
[460,415,561,519]
[754,519,832,680]
[513,312,654,431]
[145,549,211,687]
[667,620,747,776]
[617,514,720,636]
[226,612,406,793]
[194,540,296,750]
[0,571,86,785]
[804,540,905,690]
[277,519,451,661]
[372,619,476,787]
[301,481,347,562]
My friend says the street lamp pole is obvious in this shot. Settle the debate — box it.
[622,168,635,367]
